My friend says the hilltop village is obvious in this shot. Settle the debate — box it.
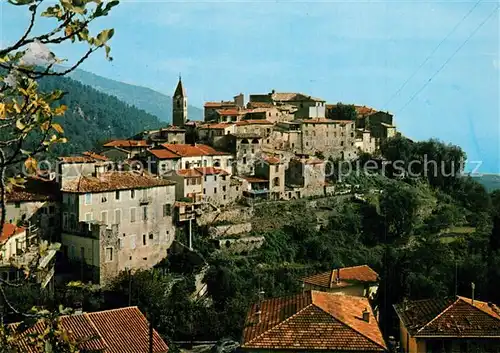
[4,79,500,353]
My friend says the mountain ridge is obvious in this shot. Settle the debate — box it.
[67,69,203,122]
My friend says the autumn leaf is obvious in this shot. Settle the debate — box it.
[24,157,37,172]
[53,105,67,116]
[51,123,64,133]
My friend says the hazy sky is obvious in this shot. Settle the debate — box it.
[1,1,499,173]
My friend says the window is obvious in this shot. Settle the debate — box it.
[118,238,122,250]
[130,235,136,249]
[340,141,344,146]
[275,165,279,173]
[243,157,247,164]
[222,186,226,192]
[101,211,108,224]
[105,247,113,262]
[273,177,280,187]
[84,193,92,205]
[203,188,206,194]
[115,209,121,224]
[203,160,208,167]
[163,204,171,217]
[142,234,147,246]
[130,190,135,199]
[214,187,217,194]
[204,176,207,182]
[130,208,136,223]
[101,194,107,203]
[161,164,167,171]
[214,175,217,182]
[115,190,120,201]
[149,233,154,240]
[142,206,148,221]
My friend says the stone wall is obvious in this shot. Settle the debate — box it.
[208,222,252,239]
[197,206,253,226]
[216,236,265,254]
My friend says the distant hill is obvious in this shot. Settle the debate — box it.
[68,69,203,122]
[472,174,500,192]
[38,75,163,156]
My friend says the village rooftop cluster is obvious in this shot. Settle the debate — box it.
[3,79,499,353]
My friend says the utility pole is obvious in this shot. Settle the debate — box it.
[188,218,193,250]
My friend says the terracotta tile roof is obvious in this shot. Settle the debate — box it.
[148,149,181,160]
[199,123,234,129]
[236,119,273,126]
[394,296,500,337]
[242,291,386,351]
[82,151,109,161]
[61,172,176,193]
[241,176,268,183]
[103,140,150,148]
[58,156,97,163]
[303,265,379,289]
[216,108,245,116]
[9,307,168,353]
[195,167,229,176]
[272,92,325,102]
[6,177,60,203]
[0,223,25,243]
[204,101,236,108]
[354,105,378,116]
[162,143,230,157]
[247,102,275,109]
[176,169,204,178]
[263,156,280,165]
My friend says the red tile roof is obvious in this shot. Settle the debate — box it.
[9,307,169,353]
[6,177,60,203]
[217,108,245,116]
[263,156,280,165]
[148,149,181,160]
[354,105,378,116]
[272,92,325,102]
[242,291,386,351]
[58,156,97,163]
[176,169,204,178]
[61,172,176,193]
[82,151,109,161]
[303,265,379,289]
[103,140,150,148]
[236,120,273,126]
[241,176,268,183]
[394,296,500,337]
[162,143,229,157]
[199,123,234,129]
[204,101,236,108]
[195,167,229,176]
[0,223,25,243]
[247,102,275,109]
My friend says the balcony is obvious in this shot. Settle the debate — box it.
[139,196,151,205]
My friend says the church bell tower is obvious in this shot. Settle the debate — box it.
[172,76,187,127]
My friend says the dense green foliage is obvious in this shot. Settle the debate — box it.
[326,103,357,120]
[474,174,500,192]
[38,75,164,156]
[68,69,203,122]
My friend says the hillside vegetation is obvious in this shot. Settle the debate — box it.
[38,75,163,156]
[68,69,203,122]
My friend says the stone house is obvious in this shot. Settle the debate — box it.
[165,168,204,202]
[249,91,326,119]
[102,140,150,158]
[60,170,176,286]
[200,167,232,206]
[204,93,245,122]
[286,156,326,197]
[270,121,303,153]
[235,119,273,139]
[246,101,295,123]
[197,122,235,150]
[254,156,286,200]
[300,118,358,160]
[5,177,61,242]
[158,143,233,174]
[132,126,186,147]
[229,134,263,176]
[394,296,500,353]
[302,265,380,299]
[355,129,377,154]
[241,290,387,353]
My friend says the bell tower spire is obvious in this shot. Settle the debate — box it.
[172,76,187,127]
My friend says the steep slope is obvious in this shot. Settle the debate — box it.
[38,75,163,156]
[68,69,203,122]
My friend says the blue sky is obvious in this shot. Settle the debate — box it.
[1,0,499,173]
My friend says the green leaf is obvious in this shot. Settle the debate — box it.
[96,28,114,44]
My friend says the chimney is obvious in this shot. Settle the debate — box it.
[362,307,370,323]
[471,282,475,305]
[255,304,262,324]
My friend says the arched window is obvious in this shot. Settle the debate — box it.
[273,177,280,187]
[241,139,249,144]
[251,138,259,144]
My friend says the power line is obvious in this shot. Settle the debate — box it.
[383,0,483,109]
[396,4,499,114]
